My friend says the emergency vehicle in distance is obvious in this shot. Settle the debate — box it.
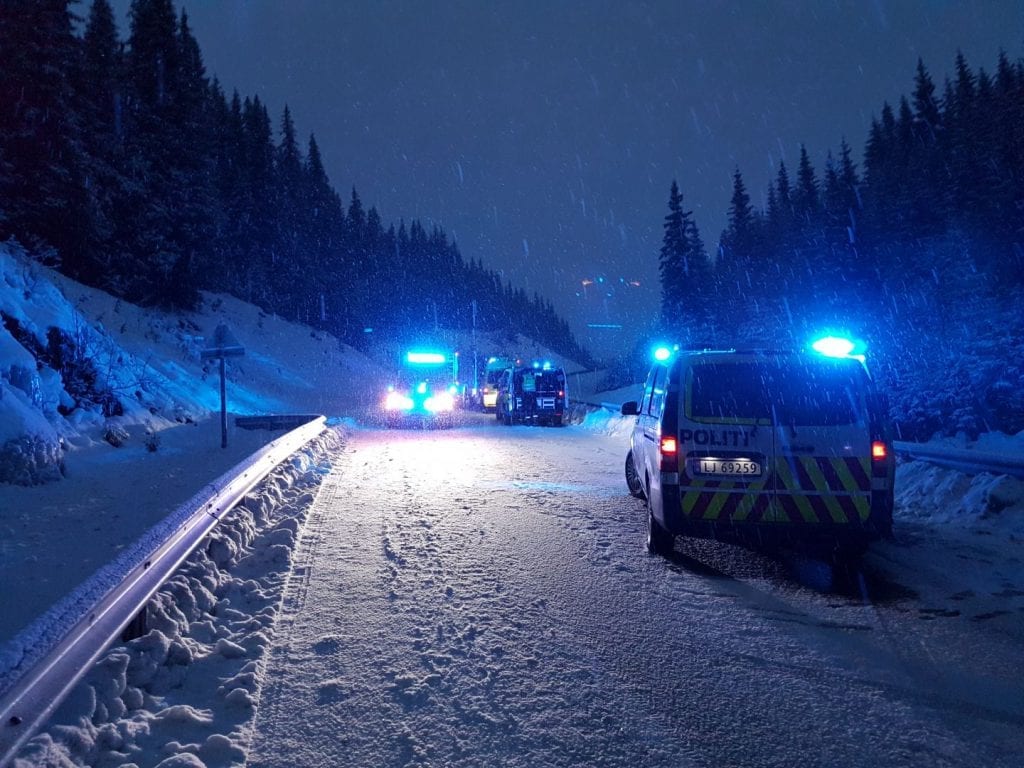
[382,350,460,428]
[496,361,568,427]
[474,356,513,411]
[620,337,895,560]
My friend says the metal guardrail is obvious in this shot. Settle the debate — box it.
[236,414,324,431]
[893,440,1024,478]
[0,416,328,766]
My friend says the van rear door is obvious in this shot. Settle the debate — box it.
[677,356,777,525]
[766,357,872,528]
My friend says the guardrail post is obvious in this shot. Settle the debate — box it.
[120,606,148,642]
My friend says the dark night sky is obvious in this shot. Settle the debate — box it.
[110,0,1023,351]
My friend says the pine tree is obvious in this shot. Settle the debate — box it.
[78,0,128,279]
[912,58,941,143]
[894,98,920,239]
[658,179,710,341]
[271,105,305,316]
[348,188,366,242]
[992,50,1024,262]
[0,0,92,273]
[127,0,178,109]
[863,105,900,241]
[119,0,200,306]
[719,168,762,342]
[944,52,985,237]
[658,180,687,326]
[823,151,845,249]
[304,133,346,325]
[793,144,821,246]
[238,96,277,306]
[162,8,215,308]
[722,168,758,261]
[767,160,794,253]
[838,140,859,216]
[908,60,946,237]
[207,87,248,291]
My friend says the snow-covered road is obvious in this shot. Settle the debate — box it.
[247,415,1024,767]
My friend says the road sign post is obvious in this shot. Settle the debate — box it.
[200,324,245,448]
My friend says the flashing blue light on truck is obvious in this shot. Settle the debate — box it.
[653,346,672,361]
[407,351,447,365]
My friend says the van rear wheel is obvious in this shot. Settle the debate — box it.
[647,509,674,556]
[625,453,644,498]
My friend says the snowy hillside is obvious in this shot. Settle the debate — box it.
[0,242,381,485]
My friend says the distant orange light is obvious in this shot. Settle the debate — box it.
[660,436,678,455]
[872,441,888,460]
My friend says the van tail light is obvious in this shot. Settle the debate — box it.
[660,436,678,472]
[871,440,891,478]
[558,390,564,397]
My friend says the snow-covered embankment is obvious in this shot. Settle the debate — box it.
[12,428,343,768]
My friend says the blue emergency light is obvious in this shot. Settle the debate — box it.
[407,351,446,365]
[653,346,672,361]
[811,335,865,360]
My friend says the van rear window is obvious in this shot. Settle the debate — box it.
[689,364,771,420]
[516,370,564,392]
[688,360,865,426]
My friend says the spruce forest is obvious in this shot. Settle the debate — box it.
[0,0,590,364]
[657,54,1024,440]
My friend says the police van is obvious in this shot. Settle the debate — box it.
[620,340,895,559]
[497,363,568,426]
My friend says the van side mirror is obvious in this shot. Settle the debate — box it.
[620,401,639,416]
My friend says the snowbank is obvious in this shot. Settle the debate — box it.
[11,430,342,768]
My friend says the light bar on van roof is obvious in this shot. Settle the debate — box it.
[810,335,865,360]
[653,345,677,361]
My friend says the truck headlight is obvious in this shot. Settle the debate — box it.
[425,392,455,412]
[385,392,414,411]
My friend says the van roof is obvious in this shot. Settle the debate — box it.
[674,347,865,360]
[667,348,873,376]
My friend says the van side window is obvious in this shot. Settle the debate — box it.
[641,366,658,413]
[647,365,667,416]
